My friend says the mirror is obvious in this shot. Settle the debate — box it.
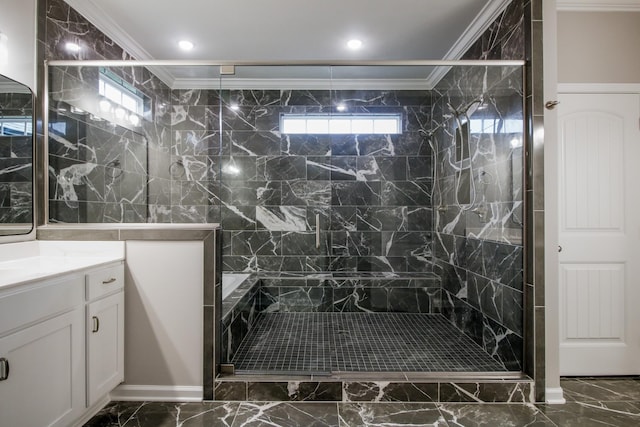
[0,74,34,236]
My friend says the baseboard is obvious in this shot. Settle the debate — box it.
[110,385,203,402]
[545,387,566,404]
[72,395,111,427]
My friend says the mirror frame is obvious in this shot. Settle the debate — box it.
[0,74,36,244]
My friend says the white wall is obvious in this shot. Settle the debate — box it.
[0,0,36,90]
[115,241,204,400]
[558,11,640,84]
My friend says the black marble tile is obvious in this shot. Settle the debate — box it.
[231,231,281,256]
[231,402,339,427]
[219,156,257,181]
[343,382,438,402]
[282,134,331,156]
[306,156,332,180]
[227,131,281,156]
[257,156,306,181]
[87,402,241,427]
[278,287,332,312]
[356,206,408,232]
[221,181,281,206]
[283,90,332,106]
[82,401,143,427]
[381,181,431,206]
[215,382,247,401]
[333,288,383,313]
[330,156,358,181]
[560,378,640,402]
[338,402,446,426]
[538,401,640,427]
[439,403,553,426]
[222,205,256,230]
[407,156,432,181]
[388,288,439,313]
[281,181,331,206]
[439,382,531,403]
[247,382,342,401]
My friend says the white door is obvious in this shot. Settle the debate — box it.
[558,92,640,375]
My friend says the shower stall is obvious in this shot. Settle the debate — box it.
[214,63,525,377]
[45,60,527,395]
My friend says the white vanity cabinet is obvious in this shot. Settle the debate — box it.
[0,275,85,427]
[0,259,125,427]
[85,264,125,407]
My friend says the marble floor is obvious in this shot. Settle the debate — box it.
[85,377,640,426]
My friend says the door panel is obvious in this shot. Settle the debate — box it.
[559,92,640,375]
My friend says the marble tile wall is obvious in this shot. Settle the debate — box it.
[46,65,173,222]
[0,93,33,224]
[430,0,528,372]
[221,276,261,364]
[213,89,434,275]
[43,0,173,223]
[258,275,441,314]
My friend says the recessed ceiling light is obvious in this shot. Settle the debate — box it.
[347,39,362,50]
[178,40,194,51]
[65,42,81,52]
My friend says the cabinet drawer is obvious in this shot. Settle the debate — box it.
[86,263,124,301]
[0,276,83,337]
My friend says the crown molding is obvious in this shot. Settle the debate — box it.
[424,0,513,88]
[172,78,433,90]
[63,0,516,90]
[557,0,640,11]
[62,0,176,87]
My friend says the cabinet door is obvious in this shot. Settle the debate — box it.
[87,291,124,406]
[0,309,85,427]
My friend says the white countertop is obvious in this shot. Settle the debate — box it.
[0,240,125,290]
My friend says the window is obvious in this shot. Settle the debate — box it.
[281,114,402,135]
[98,69,145,116]
[0,118,32,136]
[469,118,522,135]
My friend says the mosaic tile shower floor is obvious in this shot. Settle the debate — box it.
[231,313,507,373]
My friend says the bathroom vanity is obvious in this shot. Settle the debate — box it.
[0,241,125,427]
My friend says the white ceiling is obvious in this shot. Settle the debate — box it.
[62,0,513,88]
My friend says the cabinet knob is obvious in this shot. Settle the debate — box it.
[0,358,9,381]
[92,316,100,333]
